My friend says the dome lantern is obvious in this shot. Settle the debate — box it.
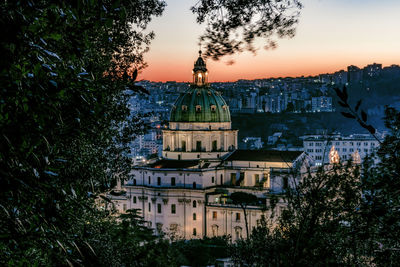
[193,50,208,86]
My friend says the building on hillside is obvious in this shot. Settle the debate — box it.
[347,65,363,83]
[311,96,333,112]
[111,51,306,241]
[301,133,381,166]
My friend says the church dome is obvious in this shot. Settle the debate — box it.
[170,51,231,123]
[170,87,231,122]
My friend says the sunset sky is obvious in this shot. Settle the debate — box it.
[140,0,400,82]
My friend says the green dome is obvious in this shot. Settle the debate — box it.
[170,86,231,122]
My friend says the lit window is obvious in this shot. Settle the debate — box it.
[196,105,201,112]
[182,105,187,111]
[210,105,216,112]
[212,211,217,220]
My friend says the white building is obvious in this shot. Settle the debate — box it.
[302,133,381,166]
[114,52,305,241]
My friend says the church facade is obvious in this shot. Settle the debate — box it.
[115,52,305,241]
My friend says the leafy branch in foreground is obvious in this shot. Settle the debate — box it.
[335,86,380,142]
[191,0,303,60]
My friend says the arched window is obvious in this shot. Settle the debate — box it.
[148,176,151,184]
[193,213,197,221]
[220,174,223,185]
[193,228,197,236]
[171,177,176,186]
[157,177,161,186]
[193,182,197,189]
[133,179,136,186]
[211,176,214,183]
[133,196,137,203]
[193,200,197,208]
[195,105,201,112]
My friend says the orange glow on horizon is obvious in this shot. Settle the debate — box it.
[140,56,400,82]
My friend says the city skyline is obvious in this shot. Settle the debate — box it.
[140,0,400,82]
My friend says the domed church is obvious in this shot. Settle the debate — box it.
[116,52,305,241]
[163,50,238,161]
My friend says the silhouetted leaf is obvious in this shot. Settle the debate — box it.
[361,110,367,122]
[338,101,349,108]
[132,69,137,81]
[341,112,356,119]
[365,125,376,134]
[355,99,362,112]
[342,86,348,101]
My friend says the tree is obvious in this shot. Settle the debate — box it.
[230,192,258,239]
[0,1,164,265]
[192,0,303,60]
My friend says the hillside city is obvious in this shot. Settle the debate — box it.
[131,63,400,163]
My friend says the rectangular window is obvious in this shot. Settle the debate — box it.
[283,177,288,189]
[212,211,217,220]
[157,203,162,214]
[171,177,176,186]
[230,173,236,185]
[212,140,217,151]
[236,212,241,222]
[181,140,186,152]
[254,174,260,186]
[148,202,151,212]
[196,141,202,152]
[171,204,176,214]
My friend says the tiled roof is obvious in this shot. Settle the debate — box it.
[225,150,303,162]
[147,159,200,169]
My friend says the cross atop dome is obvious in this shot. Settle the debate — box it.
[193,50,208,86]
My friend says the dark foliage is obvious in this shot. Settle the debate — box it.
[191,0,303,60]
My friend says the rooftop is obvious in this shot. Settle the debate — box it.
[225,149,303,162]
